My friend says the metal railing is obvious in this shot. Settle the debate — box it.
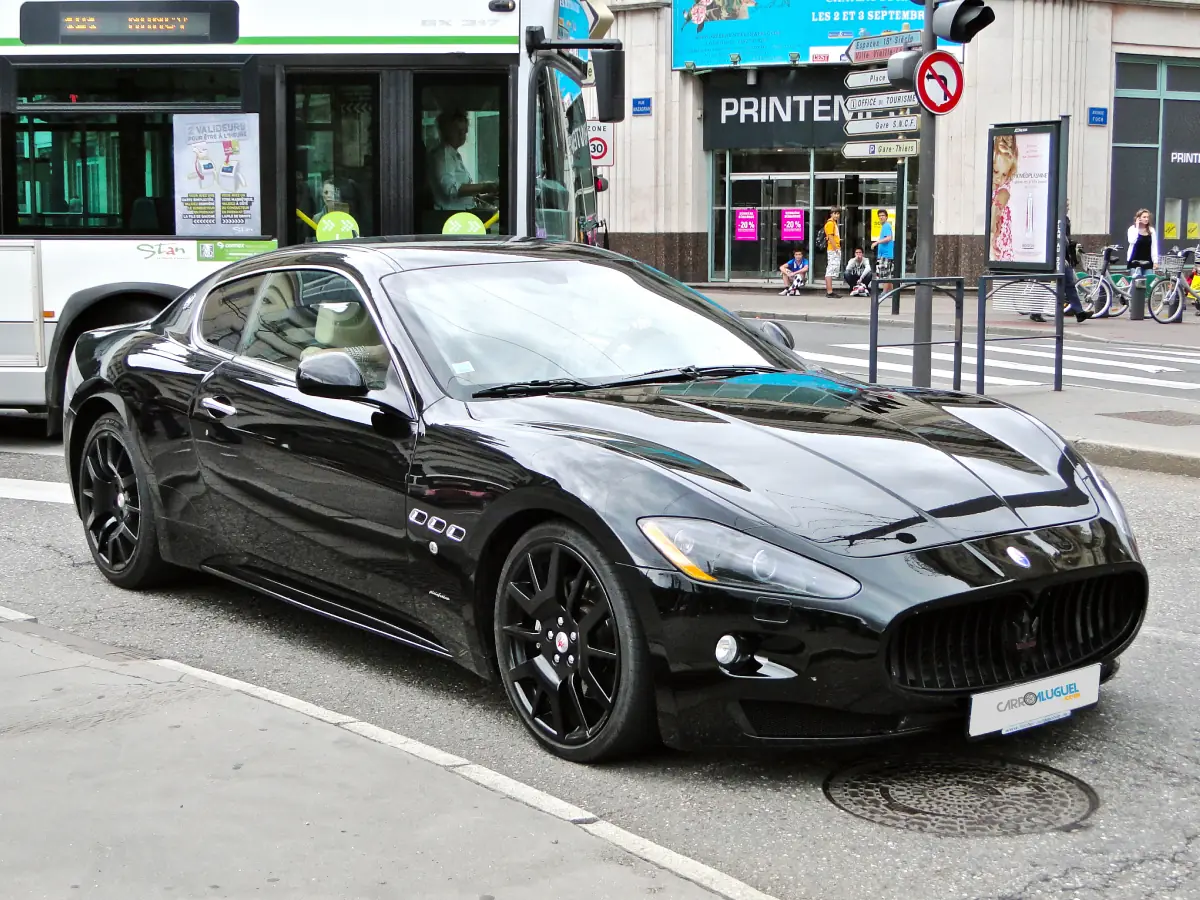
[868,277,966,390]
[976,273,1065,393]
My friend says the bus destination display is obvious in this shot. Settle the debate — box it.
[61,13,211,37]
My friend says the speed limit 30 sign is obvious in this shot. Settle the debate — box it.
[588,121,613,167]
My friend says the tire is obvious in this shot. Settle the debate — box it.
[77,412,175,589]
[1107,278,1130,317]
[494,521,658,762]
[1148,280,1179,323]
[1076,276,1110,317]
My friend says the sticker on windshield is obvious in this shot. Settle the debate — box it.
[451,361,475,375]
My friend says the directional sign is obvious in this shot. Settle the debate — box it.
[844,69,891,91]
[846,30,923,64]
[843,115,920,136]
[841,139,920,159]
[844,91,918,113]
[914,49,965,115]
[587,121,613,167]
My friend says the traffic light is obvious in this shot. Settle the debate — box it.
[930,0,994,43]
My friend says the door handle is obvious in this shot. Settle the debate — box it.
[200,395,237,418]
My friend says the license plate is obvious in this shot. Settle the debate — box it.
[968,663,1102,738]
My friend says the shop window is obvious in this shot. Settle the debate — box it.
[1166,65,1200,94]
[415,74,507,236]
[732,150,808,174]
[1112,97,1160,145]
[1116,61,1158,92]
[1109,146,1157,244]
[17,67,240,105]
[13,113,174,234]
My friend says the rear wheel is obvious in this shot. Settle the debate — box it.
[78,413,174,589]
[1148,280,1181,323]
[494,522,657,762]
[1107,278,1130,317]
[1076,276,1110,317]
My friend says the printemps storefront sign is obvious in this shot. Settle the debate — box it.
[703,67,876,150]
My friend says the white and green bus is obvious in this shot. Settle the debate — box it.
[0,0,623,433]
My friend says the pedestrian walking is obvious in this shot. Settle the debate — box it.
[778,248,810,296]
[844,248,873,296]
[871,209,894,296]
[1031,199,1091,323]
[823,208,842,298]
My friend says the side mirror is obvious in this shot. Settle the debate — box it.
[591,48,626,123]
[296,351,368,399]
[759,319,795,350]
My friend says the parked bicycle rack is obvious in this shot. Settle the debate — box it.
[976,273,1066,393]
[867,277,966,390]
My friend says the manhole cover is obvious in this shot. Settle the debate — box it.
[1099,409,1200,427]
[824,755,1098,836]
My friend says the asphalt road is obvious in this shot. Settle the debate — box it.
[778,321,1200,398]
[2,417,1198,900]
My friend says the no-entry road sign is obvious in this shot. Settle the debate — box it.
[915,49,964,115]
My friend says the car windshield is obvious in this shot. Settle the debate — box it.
[381,258,795,399]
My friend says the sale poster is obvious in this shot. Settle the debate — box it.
[173,113,262,237]
[781,208,805,240]
[734,208,759,241]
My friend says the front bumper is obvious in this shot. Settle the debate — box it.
[630,518,1146,750]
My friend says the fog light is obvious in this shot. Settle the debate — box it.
[715,634,741,666]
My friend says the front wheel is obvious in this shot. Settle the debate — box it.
[77,412,174,589]
[494,522,657,762]
[1148,279,1183,323]
[1107,278,1131,317]
[1076,276,1111,317]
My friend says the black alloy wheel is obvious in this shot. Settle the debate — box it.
[78,413,173,589]
[495,522,656,762]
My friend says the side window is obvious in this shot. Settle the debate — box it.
[198,275,263,352]
[239,270,390,390]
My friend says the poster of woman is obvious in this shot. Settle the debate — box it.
[986,125,1056,269]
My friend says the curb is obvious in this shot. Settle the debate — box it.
[1069,439,1200,480]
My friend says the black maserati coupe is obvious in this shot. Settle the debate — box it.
[63,239,1147,761]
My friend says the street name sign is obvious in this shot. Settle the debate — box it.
[843,115,920,136]
[844,69,891,90]
[841,139,920,159]
[845,30,924,64]
[844,90,918,113]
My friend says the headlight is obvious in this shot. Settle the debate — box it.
[638,517,861,599]
[1086,465,1140,558]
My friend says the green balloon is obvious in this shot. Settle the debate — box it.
[316,211,360,242]
[442,212,487,235]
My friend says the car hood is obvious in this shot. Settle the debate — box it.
[468,371,1098,558]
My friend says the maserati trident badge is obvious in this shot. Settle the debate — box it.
[1006,546,1032,568]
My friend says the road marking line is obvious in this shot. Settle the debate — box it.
[835,342,1181,374]
[0,604,37,623]
[0,477,73,505]
[149,657,781,900]
[1026,343,1200,365]
[796,351,1039,386]
[859,347,1200,389]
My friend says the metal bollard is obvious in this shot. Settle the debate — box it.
[1130,277,1145,320]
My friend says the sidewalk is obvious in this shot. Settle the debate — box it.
[698,284,1200,349]
[0,620,733,900]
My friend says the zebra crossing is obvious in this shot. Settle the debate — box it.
[793,338,1200,396]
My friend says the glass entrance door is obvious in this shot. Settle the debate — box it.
[728,174,810,280]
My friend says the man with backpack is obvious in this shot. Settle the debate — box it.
[819,208,842,298]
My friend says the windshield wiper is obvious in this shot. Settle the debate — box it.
[593,364,787,390]
[470,365,787,399]
[471,378,594,398]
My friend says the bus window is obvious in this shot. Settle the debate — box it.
[414,75,507,236]
[10,66,240,236]
[532,66,597,243]
[289,77,380,245]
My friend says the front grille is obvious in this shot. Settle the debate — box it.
[888,572,1145,693]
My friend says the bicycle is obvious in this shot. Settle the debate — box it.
[1076,245,1139,318]
[1147,246,1200,323]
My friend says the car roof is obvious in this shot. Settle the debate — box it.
[329,236,623,272]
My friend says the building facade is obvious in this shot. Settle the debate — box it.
[593,0,1200,284]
